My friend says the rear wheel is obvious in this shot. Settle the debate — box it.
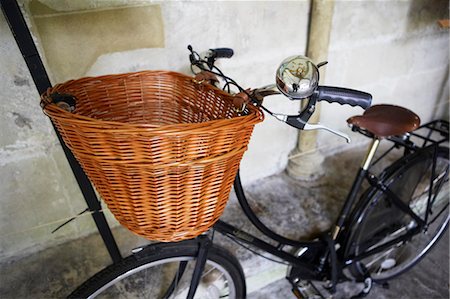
[69,240,246,298]
[346,146,449,282]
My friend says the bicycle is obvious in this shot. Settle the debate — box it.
[68,46,449,299]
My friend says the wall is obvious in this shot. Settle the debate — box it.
[317,0,449,151]
[0,0,309,260]
[0,11,100,260]
[1,0,448,261]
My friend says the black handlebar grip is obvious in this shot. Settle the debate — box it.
[316,86,372,110]
[210,48,234,59]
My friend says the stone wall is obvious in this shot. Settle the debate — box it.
[0,0,448,261]
[0,11,98,260]
[0,0,309,260]
[318,0,449,149]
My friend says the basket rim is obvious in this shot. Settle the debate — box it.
[73,144,247,166]
[42,70,264,132]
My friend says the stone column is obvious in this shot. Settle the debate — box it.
[286,0,335,180]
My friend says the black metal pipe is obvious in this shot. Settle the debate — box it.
[214,220,318,274]
[366,174,426,227]
[1,0,122,263]
[234,171,312,247]
[335,168,367,230]
[347,227,419,264]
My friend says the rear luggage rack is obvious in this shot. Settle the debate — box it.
[409,119,449,147]
[370,120,448,168]
[386,119,449,151]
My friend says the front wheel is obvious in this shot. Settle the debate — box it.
[346,146,449,282]
[69,239,246,299]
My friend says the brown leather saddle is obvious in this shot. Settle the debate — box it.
[347,104,420,138]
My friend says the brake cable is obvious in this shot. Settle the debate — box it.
[188,46,288,125]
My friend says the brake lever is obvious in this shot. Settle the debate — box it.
[303,122,351,143]
[271,112,351,143]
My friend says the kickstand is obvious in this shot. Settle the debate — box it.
[186,235,212,299]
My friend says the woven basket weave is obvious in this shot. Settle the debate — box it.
[41,70,263,242]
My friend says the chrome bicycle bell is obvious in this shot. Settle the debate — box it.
[276,55,319,100]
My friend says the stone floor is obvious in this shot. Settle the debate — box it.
[0,145,448,298]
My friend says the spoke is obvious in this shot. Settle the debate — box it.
[376,264,383,275]
[145,268,149,299]
[412,170,448,203]
[172,262,182,298]
[365,247,396,268]
[430,174,449,210]
[428,203,449,226]
[410,182,448,223]
[355,150,449,281]
[220,287,231,298]
[216,272,226,283]
[365,226,408,253]
[390,242,410,264]
[167,262,231,299]
[201,265,216,279]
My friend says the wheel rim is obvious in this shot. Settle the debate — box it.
[354,154,449,280]
[88,257,237,299]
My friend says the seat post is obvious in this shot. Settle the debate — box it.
[361,138,381,171]
[332,138,381,240]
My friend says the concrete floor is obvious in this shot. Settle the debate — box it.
[0,145,448,298]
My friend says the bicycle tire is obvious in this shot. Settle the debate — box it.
[69,240,246,299]
[345,145,449,282]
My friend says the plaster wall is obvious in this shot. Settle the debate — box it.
[0,11,108,261]
[317,0,449,150]
[0,0,308,260]
[1,0,448,261]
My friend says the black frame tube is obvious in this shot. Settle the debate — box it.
[162,261,188,299]
[425,145,438,224]
[346,143,449,265]
[1,0,122,263]
[335,168,367,230]
[213,220,319,277]
[234,172,312,247]
[187,236,211,299]
[346,227,420,264]
[231,133,449,276]
[366,174,426,227]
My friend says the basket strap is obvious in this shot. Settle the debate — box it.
[233,91,250,113]
[193,71,219,86]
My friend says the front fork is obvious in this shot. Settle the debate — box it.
[186,236,212,299]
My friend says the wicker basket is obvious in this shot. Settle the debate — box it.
[41,71,263,242]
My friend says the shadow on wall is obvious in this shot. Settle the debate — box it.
[28,0,164,84]
[407,0,449,121]
[434,67,449,121]
[406,0,449,32]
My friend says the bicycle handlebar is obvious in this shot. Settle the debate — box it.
[253,85,372,110]
[187,45,373,142]
[209,48,234,59]
[316,86,372,110]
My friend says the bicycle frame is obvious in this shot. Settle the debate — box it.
[171,120,448,298]
[210,137,381,279]
[209,120,449,283]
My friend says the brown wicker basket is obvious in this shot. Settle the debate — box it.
[41,70,263,242]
